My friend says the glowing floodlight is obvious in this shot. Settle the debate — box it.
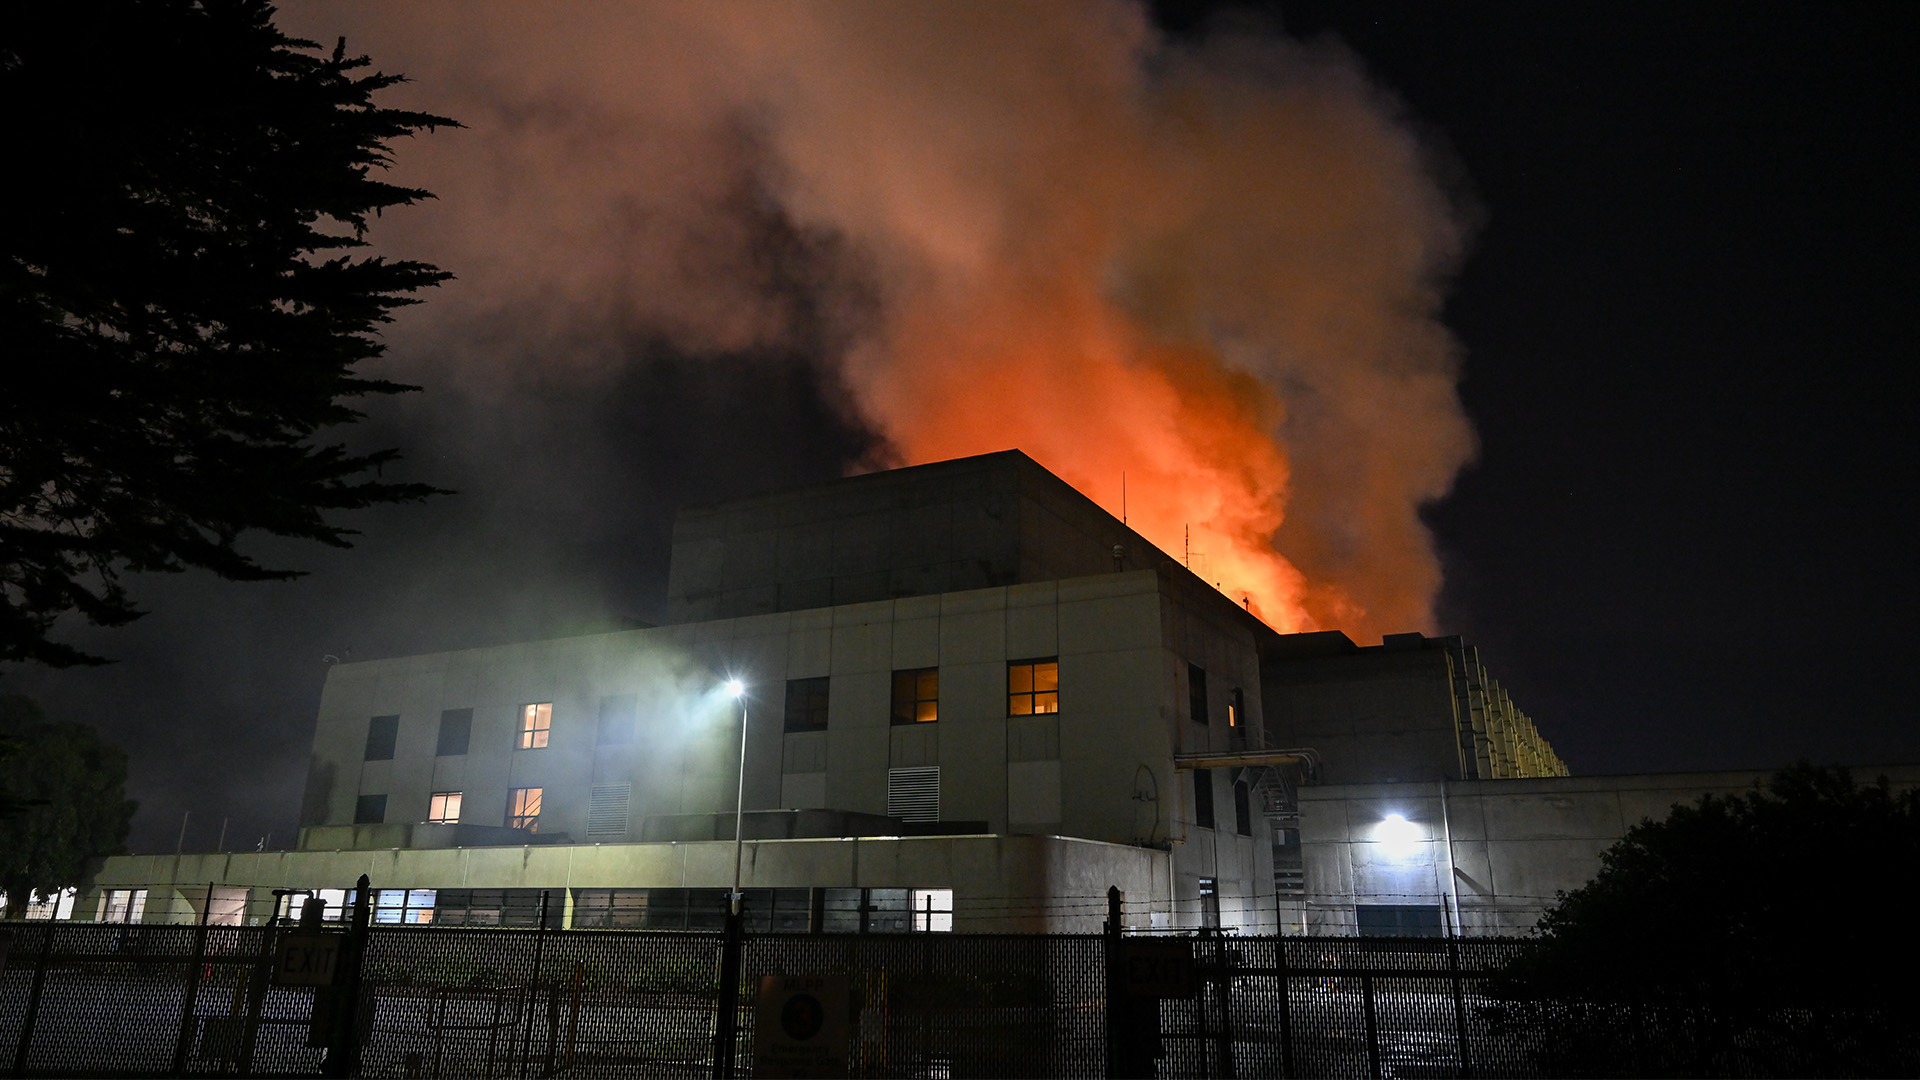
[1373,813,1424,860]
[725,679,745,698]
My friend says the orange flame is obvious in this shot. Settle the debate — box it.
[860,273,1348,633]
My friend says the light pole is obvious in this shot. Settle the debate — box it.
[714,678,748,1080]
[725,678,748,915]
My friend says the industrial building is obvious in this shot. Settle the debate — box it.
[82,450,1631,934]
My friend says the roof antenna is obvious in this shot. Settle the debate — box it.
[1122,472,1127,525]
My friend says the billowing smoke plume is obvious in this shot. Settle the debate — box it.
[285,1,1475,639]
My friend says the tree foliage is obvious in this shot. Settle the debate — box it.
[1,0,454,666]
[0,696,136,919]
[1519,764,1920,1009]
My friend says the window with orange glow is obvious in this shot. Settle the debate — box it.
[517,703,552,749]
[428,791,462,825]
[1007,659,1059,715]
[507,787,542,831]
[891,668,938,724]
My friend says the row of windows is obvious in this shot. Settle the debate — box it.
[271,886,952,933]
[360,767,939,834]
[355,786,544,831]
[362,660,1063,760]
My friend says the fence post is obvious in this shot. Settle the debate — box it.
[171,882,217,1074]
[1361,972,1381,1080]
[920,893,933,1074]
[1447,932,1473,1079]
[10,921,55,1078]
[323,875,374,1079]
[566,961,584,1070]
[712,897,744,1080]
[237,917,279,1075]
[519,890,551,1080]
[1104,886,1121,1080]
[1275,933,1295,1080]
[1214,941,1237,1080]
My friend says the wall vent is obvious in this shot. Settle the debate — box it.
[587,783,632,838]
[886,767,940,822]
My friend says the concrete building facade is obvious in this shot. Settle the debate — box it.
[80,450,1644,936]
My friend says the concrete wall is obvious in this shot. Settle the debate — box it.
[297,566,1280,931]
[305,571,1204,846]
[85,834,1172,933]
[1297,765,1920,935]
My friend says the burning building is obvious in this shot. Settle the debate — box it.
[82,451,1620,934]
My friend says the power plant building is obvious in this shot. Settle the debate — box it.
[88,450,1779,936]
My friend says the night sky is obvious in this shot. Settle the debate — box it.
[5,2,1914,854]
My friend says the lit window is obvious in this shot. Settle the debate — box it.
[1228,687,1244,728]
[518,703,552,749]
[1199,877,1220,928]
[372,888,439,925]
[784,677,830,732]
[910,888,954,932]
[1007,659,1059,716]
[508,787,543,831]
[100,888,147,924]
[428,791,463,824]
[890,668,938,725]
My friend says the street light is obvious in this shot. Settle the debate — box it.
[715,678,749,1079]
[726,679,748,916]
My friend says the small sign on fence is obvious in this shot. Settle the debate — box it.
[754,973,850,1078]
[272,932,342,986]
[1120,938,1197,998]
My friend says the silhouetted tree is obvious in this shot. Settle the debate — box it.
[0,696,136,919]
[1,0,455,666]
[1521,764,1920,1009]
[1495,765,1920,1076]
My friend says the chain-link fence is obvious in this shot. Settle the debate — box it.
[4,915,1916,1078]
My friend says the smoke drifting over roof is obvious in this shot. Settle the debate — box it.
[284,0,1476,638]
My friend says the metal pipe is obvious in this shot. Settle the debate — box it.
[1438,780,1463,935]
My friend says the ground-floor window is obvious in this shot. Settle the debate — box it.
[99,888,146,923]
[569,886,953,933]
[1355,903,1444,937]
[8,888,77,920]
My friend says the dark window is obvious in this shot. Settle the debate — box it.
[1007,659,1059,715]
[1188,664,1209,726]
[364,715,398,761]
[1193,768,1215,829]
[891,668,939,724]
[430,888,562,929]
[1234,781,1253,836]
[353,794,387,824]
[784,677,830,732]
[819,887,927,934]
[597,695,636,745]
[1356,904,1445,938]
[436,709,471,756]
